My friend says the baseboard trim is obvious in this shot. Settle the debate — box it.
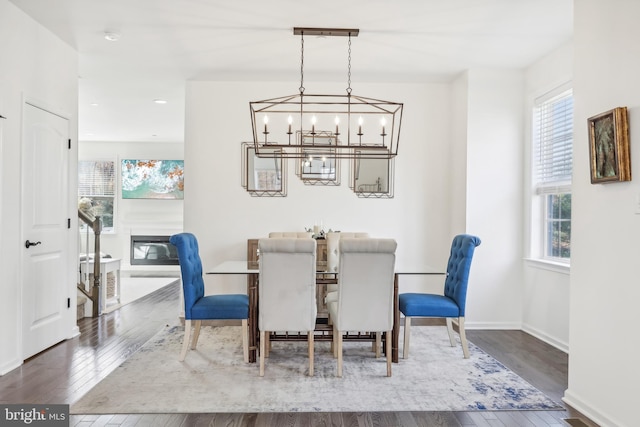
[563,389,619,427]
[69,325,81,339]
[0,358,23,376]
[464,321,522,330]
[522,323,568,353]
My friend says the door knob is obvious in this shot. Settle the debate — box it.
[25,240,42,248]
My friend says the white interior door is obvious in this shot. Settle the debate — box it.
[21,102,70,360]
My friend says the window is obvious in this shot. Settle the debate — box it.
[532,86,573,262]
[78,160,116,233]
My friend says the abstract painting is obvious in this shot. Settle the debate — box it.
[121,159,184,199]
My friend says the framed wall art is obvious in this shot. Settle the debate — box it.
[588,107,631,184]
[241,142,287,197]
[121,159,184,199]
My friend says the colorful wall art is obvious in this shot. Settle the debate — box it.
[121,159,184,199]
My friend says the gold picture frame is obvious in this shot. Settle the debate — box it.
[588,107,631,184]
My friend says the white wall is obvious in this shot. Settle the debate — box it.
[78,141,184,271]
[565,1,640,426]
[450,73,469,234]
[521,43,573,352]
[0,0,78,374]
[465,69,525,329]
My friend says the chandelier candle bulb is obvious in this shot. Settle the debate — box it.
[263,116,269,134]
[381,117,386,136]
[358,116,363,135]
[287,115,293,134]
[311,115,317,135]
[335,116,340,136]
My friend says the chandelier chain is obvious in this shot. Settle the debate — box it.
[299,31,305,94]
[346,33,352,95]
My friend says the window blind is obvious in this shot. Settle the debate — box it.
[533,88,573,195]
[78,160,115,196]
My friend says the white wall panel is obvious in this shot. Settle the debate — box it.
[566,1,640,425]
[0,0,78,374]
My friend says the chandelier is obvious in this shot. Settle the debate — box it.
[250,27,403,159]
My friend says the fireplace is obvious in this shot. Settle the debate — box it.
[130,235,179,266]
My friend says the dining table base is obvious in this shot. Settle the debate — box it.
[245,272,400,363]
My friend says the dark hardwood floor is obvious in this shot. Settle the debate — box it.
[0,282,597,427]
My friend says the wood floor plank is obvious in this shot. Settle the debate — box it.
[0,279,601,427]
[412,411,463,427]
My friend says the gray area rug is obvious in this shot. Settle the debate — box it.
[71,325,562,413]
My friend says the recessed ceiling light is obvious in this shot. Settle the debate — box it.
[153,99,167,104]
[90,103,99,107]
[104,31,121,42]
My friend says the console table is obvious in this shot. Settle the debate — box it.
[80,257,121,313]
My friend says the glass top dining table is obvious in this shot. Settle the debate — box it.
[207,260,445,363]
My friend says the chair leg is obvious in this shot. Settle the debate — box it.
[403,316,411,359]
[180,319,192,361]
[308,331,314,377]
[446,317,456,347]
[459,317,470,359]
[386,329,392,377]
[375,332,381,358]
[259,330,266,377]
[337,330,343,377]
[242,319,249,363]
[265,332,270,358]
[332,325,338,358]
[191,320,202,349]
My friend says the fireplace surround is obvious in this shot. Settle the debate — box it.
[130,235,179,266]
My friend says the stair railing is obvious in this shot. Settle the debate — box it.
[78,210,102,317]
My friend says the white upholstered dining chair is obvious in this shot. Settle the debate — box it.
[258,237,317,376]
[268,231,313,238]
[327,238,397,377]
[324,232,369,303]
[326,232,370,273]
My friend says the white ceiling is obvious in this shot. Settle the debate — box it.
[9,0,573,143]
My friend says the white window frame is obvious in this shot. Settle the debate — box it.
[78,159,117,234]
[529,83,573,266]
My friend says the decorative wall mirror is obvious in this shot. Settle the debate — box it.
[241,142,287,196]
[350,150,394,198]
[296,131,341,185]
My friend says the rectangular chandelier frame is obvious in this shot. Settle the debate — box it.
[250,92,403,159]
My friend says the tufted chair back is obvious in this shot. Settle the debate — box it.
[443,234,482,317]
[268,231,313,238]
[169,232,204,320]
[332,238,396,333]
[258,238,317,332]
[258,237,317,376]
[327,238,397,377]
[326,232,370,273]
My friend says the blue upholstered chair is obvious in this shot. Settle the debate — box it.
[169,233,249,362]
[399,234,481,359]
